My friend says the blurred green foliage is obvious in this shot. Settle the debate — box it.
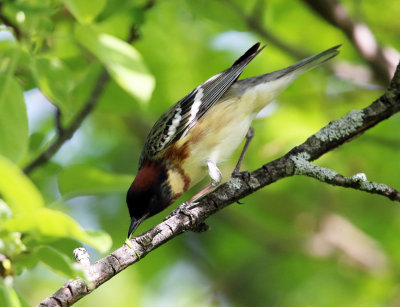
[0,0,400,306]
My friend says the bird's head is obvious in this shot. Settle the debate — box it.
[126,160,179,238]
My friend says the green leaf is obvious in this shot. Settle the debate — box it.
[0,200,12,222]
[37,246,76,277]
[0,232,26,258]
[0,155,44,215]
[58,163,132,198]
[75,25,155,102]
[27,132,46,155]
[3,208,112,253]
[0,76,28,163]
[11,252,39,276]
[0,277,29,307]
[14,291,30,307]
[33,57,73,118]
[62,0,106,24]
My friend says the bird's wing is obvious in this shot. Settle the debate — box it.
[140,43,265,164]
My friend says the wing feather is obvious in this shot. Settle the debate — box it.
[140,43,265,165]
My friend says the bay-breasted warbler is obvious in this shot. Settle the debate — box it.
[126,42,340,237]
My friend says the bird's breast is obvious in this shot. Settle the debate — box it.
[176,97,256,187]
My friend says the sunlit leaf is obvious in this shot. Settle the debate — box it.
[33,57,73,119]
[75,25,155,102]
[0,200,12,222]
[15,291,30,307]
[62,0,106,24]
[0,232,26,259]
[27,132,46,156]
[0,277,30,307]
[0,76,28,163]
[37,246,76,277]
[0,281,19,307]
[58,164,132,198]
[0,155,44,215]
[11,252,39,276]
[3,208,112,253]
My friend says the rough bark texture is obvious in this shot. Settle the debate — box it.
[38,62,400,307]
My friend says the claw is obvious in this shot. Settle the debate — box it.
[231,170,241,178]
[177,204,197,224]
[165,201,198,221]
[186,201,199,210]
[231,170,250,181]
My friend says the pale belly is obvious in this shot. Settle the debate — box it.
[169,58,315,189]
[178,98,256,187]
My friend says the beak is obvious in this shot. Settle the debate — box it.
[127,214,148,238]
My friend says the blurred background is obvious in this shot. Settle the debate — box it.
[1,0,400,306]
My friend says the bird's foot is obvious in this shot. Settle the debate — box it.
[164,201,199,221]
[231,171,249,205]
[164,201,211,232]
[231,170,250,181]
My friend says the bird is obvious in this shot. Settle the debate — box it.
[126,42,340,237]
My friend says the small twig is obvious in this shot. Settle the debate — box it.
[142,0,156,10]
[37,60,400,307]
[222,0,395,87]
[222,0,309,59]
[221,0,376,87]
[291,153,400,201]
[0,3,22,40]
[24,69,110,174]
[73,248,91,268]
[302,0,397,85]
[23,0,156,174]
[23,24,146,174]
[55,107,64,135]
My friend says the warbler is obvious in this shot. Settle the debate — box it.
[126,42,340,237]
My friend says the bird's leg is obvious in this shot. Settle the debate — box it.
[185,184,214,206]
[168,161,222,220]
[232,127,254,177]
[185,160,222,207]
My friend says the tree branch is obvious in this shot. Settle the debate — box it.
[23,0,156,175]
[0,3,22,40]
[37,61,400,307]
[222,0,309,59]
[291,155,400,201]
[23,69,110,174]
[302,0,398,85]
[221,0,383,87]
[223,0,399,87]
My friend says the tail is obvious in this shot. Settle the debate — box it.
[234,45,341,112]
[280,44,341,76]
[231,42,266,67]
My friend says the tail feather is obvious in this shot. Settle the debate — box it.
[286,44,341,75]
[232,45,341,113]
[240,45,341,86]
[232,42,266,67]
